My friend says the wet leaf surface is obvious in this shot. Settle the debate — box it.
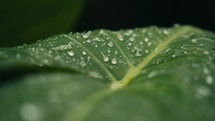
[0,25,215,121]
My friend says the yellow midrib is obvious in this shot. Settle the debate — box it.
[111,26,192,90]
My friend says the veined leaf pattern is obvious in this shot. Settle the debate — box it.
[0,25,215,121]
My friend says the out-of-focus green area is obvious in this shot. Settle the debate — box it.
[0,0,84,47]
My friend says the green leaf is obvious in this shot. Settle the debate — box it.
[0,0,84,47]
[0,25,215,121]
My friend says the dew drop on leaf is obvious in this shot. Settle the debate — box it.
[82,51,86,55]
[191,39,197,43]
[203,51,209,55]
[16,53,20,58]
[144,37,149,42]
[80,57,87,67]
[116,33,124,41]
[107,41,113,47]
[163,29,170,35]
[129,37,134,42]
[147,42,152,47]
[89,71,102,79]
[111,58,117,64]
[206,75,214,85]
[128,43,132,46]
[196,85,211,99]
[145,50,149,53]
[86,39,91,43]
[67,51,75,56]
[20,103,44,121]
[172,54,176,58]
[103,56,109,62]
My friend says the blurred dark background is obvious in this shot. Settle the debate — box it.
[75,0,215,32]
[0,0,215,47]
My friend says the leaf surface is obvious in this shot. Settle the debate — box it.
[0,25,215,121]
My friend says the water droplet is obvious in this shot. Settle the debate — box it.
[83,34,88,39]
[99,30,105,35]
[196,85,211,99]
[82,31,91,39]
[20,103,44,121]
[163,48,171,53]
[203,67,209,74]
[163,29,169,35]
[125,30,133,36]
[16,54,20,58]
[172,54,176,58]
[86,56,90,61]
[86,39,91,43]
[147,42,152,47]
[148,71,157,78]
[101,52,109,62]
[128,43,132,46]
[80,57,86,67]
[145,50,149,53]
[111,58,117,64]
[89,71,103,79]
[108,41,113,47]
[116,34,124,41]
[80,57,87,67]
[191,39,197,43]
[206,75,213,85]
[203,51,209,55]
[129,37,134,41]
[52,43,73,51]
[134,47,141,57]
[103,56,109,62]
[115,51,118,55]
[68,51,75,56]
[82,51,86,55]
[144,38,149,42]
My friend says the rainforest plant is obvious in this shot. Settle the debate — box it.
[0,25,215,121]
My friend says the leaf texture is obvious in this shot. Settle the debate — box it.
[0,25,215,121]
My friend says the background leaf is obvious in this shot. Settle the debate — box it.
[0,25,215,121]
[0,0,84,47]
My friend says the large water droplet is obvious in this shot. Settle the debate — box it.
[147,42,152,47]
[125,30,133,36]
[206,75,213,85]
[20,103,44,121]
[145,50,149,53]
[16,54,20,58]
[111,58,117,64]
[116,34,124,41]
[191,39,197,43]
[86,39,91,43]
[172,54,176,58]
[82,51,86,55]
[203,51,209,55]
[163,29,170,35]
[68,51,75,56]
[80,57,87,67]
[103,56,109,62]
[128,43,132,46]
[89,71,103,79]
[129,37,134,42]
[144,37,149,42]
[196,85,211,99]
[108,41,113,47]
